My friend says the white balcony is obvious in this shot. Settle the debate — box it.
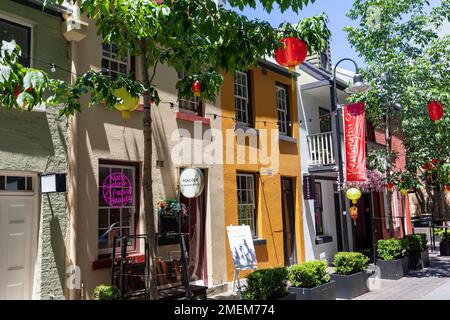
[307,132,335,167]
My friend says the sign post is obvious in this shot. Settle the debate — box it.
[226,225,257,292]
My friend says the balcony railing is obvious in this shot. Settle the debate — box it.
[307,132,335,167]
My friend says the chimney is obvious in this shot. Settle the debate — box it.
[306,40,332,72]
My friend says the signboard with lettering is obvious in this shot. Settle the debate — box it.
[179,168,204,199]
[344,102,367,182]
[303,175,315,200]
[226,225,257,271]
[102,172,133,208]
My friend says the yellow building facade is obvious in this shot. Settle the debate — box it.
[221,61,305,281]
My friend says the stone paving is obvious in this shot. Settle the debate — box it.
[209,252,450,300]
[355,252,450,300]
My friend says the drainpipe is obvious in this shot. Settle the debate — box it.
[61,1,88,300]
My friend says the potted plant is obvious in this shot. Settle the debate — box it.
[241,267,295,300]
[377,238,408,280]
[403,234,429,269]
[330,252,369,299]
[157,199,187,245]
[93,285,121,300]
[440,232,450,256]
[287,260,336,300]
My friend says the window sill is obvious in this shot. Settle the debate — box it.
[92,253,145,270]
[176,111,210,125]
[253,238,267,246]
[279,135,297,144]
[315,235,333,245]
[234,122,259,135]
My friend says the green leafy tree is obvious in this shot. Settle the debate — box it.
[345,0,450,225]
[0,0,330,299]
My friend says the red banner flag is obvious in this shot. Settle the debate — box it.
[344,102,367,182]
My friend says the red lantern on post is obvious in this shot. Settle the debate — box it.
[428,100,444,123]
[192,80,201,97]
[274,37,308,71]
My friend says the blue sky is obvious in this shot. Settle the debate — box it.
[228,0,366,70]
[228,0,445,70]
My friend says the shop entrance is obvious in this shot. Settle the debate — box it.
[281,177,297,266]
[179,169,207,286]
[0,179,36,300]
[354,193,374,258]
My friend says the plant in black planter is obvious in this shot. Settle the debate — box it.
[287,260,336,300]
[93,285,121,300]
[403,234,429,270]
[377,238,408,280]
[157,199,187,245]
[330,252,369,299]
[440,232,450,256]
[241,267,294,300]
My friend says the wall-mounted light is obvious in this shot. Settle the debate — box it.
[40,173,67,193]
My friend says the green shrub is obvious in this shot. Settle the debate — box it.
[377,238,404,261]
[287,260,330,289]
[333,252,369,275]
[441,231,450,243]
[402,234,426,252]
[241,267,288,300]
[93,285,121,300]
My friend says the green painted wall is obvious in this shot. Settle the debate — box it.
[0,1,69,300]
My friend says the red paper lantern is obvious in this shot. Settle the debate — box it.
[445,185,450,193]
[386,182,395,191]
[192,80,201,97]
[428,100,444,123]
[13,85,20,97]
[274,37,308,70]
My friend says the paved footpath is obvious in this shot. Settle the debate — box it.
[356,253,450,300]
[210,252,450,300]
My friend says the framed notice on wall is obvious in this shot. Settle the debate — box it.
[226,225,257,271]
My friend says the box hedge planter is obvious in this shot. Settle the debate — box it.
[287,260,336,300]
[241,267,295,300]
[403,234,429,270]
[440,233,450,256]
[377,238,408,280]
[330,252,369,299]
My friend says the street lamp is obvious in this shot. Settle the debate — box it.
[331,58,371,252]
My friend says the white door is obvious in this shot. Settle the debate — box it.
[0,196,34,300]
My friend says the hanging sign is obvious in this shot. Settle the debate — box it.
[179,168,204,199]
[102,172,133,207]
[303,175,315,200]
[226,225,257,271]
[344,102,367,182]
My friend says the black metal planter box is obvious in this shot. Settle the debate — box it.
[277,292,297,300]
[440,241,450,256]
[407,249,430,270]
[287,281,336,300]
[330,271,369,299]
[377,256,408,280]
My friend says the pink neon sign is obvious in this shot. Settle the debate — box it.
[102,172,133,208]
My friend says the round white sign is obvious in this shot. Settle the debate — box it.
[179,168,204,199]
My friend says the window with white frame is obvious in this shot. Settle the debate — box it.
[0,18,31,67]
[177,71,202,115]
[237,173,256,237]
[234,71,251,125]
[98,163,137,255]
[101,42,131,80]
[276,84,290,136]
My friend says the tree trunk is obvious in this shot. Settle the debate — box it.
[140,54,159,300]
[385,107,395,237]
